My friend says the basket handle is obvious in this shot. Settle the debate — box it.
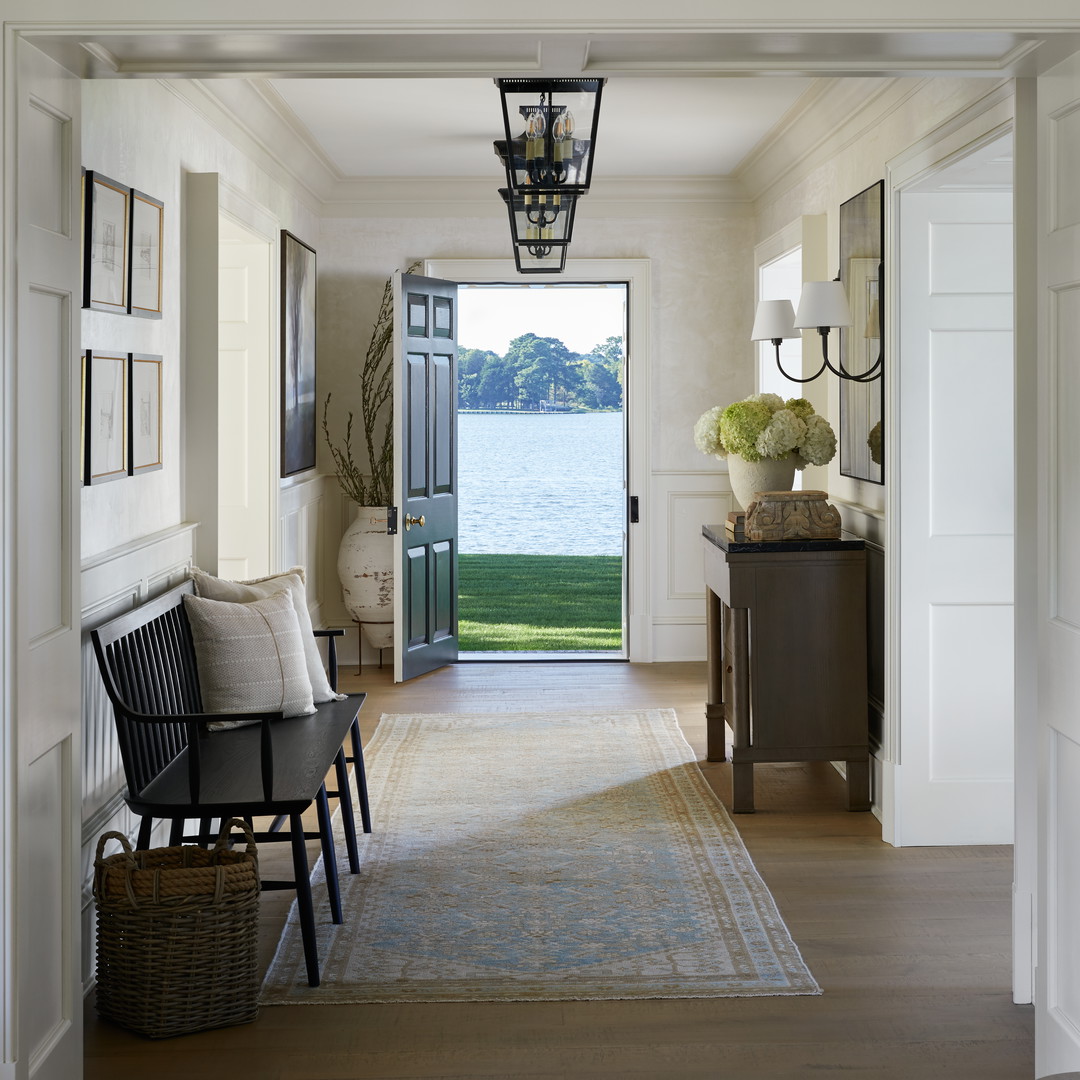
[92,830,139,902]
[214,817,258,860]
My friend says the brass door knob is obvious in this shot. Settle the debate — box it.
[404,514,426,531]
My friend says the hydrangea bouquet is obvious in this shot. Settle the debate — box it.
[693,393,836,469]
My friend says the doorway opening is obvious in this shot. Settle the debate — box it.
[455,281,628,659]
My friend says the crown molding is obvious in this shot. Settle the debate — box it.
[320,175,749,218]
[736,77,924,208]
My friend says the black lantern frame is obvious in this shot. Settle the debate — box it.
[499,187,578,274]
[494,78,605,197]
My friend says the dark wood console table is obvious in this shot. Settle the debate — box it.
[703,525,870,813]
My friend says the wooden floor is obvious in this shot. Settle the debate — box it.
[84,661,1033,1079]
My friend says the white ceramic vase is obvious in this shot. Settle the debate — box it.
[727,454,797,512]
[337,506,394,650]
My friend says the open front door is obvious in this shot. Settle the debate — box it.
[393,272,459,682]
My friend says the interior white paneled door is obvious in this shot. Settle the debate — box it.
[218,218,272,580]
[1036,49,1080,1076]
[4,39,83,1079]
[896,187,1014,846]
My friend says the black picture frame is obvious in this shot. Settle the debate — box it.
[838,179,885,485]
[82,171,130,315]
[129,353,163,475]
[82,349,128,485]
[129,189,164,319]
[280,230,317,477]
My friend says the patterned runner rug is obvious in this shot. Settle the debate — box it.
[261,708,820,1003]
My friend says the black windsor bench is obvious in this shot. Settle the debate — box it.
[90,579,369,987]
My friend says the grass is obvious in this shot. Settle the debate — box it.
[457,554,622,652]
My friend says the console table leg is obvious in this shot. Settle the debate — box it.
[732,762,755,813]
[705,586,727,761]
[846,759,871,812]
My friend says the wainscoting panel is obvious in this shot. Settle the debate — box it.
[650,471,735,662]
[79,522,197,991]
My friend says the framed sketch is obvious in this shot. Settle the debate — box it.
[82,171,130,314]
[838,179,885,484]
[129,190,163,318]
[129,354,163,475]
[280,230,317,476]
[82,350,128,485]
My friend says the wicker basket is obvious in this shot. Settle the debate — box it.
[93,818,261,1039]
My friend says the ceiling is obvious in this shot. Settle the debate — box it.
[29,23,1080,184]
[265,77,817,180]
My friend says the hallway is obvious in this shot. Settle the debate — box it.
[83,662,1029,1079]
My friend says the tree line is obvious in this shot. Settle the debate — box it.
[458,333,624,411]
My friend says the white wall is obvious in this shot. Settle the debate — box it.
[77,78,324,988]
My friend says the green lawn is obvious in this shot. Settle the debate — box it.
[457,554,622,652]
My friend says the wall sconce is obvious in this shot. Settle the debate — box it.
[499,187,578,274]
[752,280,883,384]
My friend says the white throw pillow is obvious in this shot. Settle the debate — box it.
[182,590,317,721]
[190,566,342,703]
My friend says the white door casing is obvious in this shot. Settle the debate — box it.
[426,258,652,662]
[1035,48,1080,1075]
[218,217,273,581]
[5,39,84,1080]
[895,182,1015,846]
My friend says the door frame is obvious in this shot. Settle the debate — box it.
[885,93,1030,1000]
[426,257,652,663]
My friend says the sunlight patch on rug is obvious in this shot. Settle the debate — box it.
[261,708,820,1003]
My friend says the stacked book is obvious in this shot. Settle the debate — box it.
[724,511,746,542]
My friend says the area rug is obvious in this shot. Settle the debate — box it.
[260,708,820,1003]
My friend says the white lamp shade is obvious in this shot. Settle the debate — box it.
[794,280,853,329]
[750,299,797,341]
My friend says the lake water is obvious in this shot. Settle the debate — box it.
[457,411,624,556]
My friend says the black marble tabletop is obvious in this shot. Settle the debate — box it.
[702,524,866,554]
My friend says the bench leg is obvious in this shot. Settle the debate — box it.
[316,784,343,925]
[334,748,361,874]
[168,817,184,846]
[289,811,321,988]
[349,717,372,834]
[137,815,153,850]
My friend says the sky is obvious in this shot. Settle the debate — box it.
[457,283,627,356]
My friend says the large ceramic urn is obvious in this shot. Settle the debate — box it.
[337,506,394,650]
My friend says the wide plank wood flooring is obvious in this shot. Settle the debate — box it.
[84,661,1032,1079]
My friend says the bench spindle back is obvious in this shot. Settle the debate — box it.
[91,583,203,798]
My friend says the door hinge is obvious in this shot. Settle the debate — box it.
[387,506,398,535]
[629,495,640,524]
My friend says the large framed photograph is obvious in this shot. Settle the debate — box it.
[839,179,885,485]
[82,350,128,485]
[129,189,163,319]
[280,230,317,476]
[82,171,130,314]
[129,353,163,475]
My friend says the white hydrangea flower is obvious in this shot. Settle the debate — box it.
[756,408,805,460]
[693,406,727,458]
[746,392,785,412]
[798,413,838,466]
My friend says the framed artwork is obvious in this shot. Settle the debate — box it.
[280,230,317,476]
[838,179,885,485]
[129,354,163,475]
[82,350,128,485]
[82,171,130,314]
[129,189,164,319]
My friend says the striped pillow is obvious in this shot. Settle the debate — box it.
[182,590,316,721]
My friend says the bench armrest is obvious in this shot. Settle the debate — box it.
[117,706,282,805]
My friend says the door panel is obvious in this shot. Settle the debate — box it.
[394,273,459,681]
[9,39,84,1079]
[896,187,1014,847]
[1037,48,1080,1075]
